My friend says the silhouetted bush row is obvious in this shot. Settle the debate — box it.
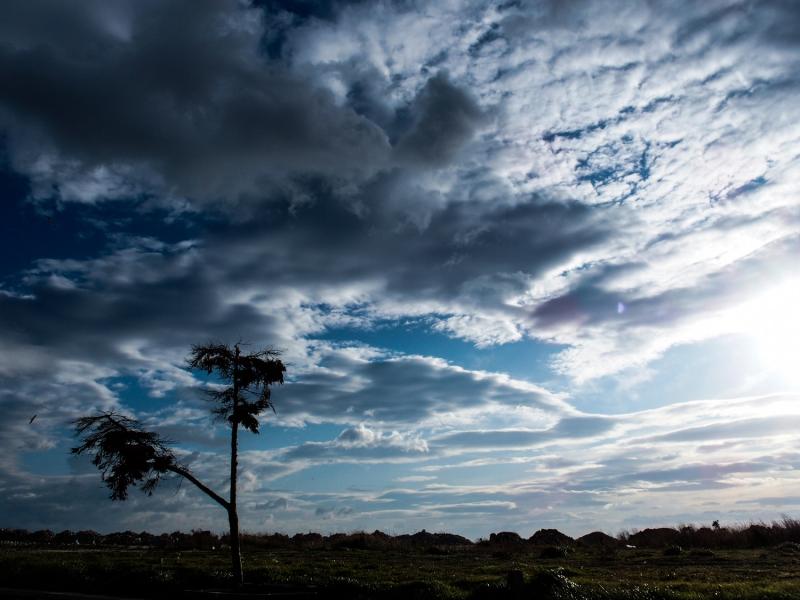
[0,528,221,549]
[618,517,800,549]
[0,528,475,550]
[4,517,800,551]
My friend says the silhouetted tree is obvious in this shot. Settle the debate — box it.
[73,343,285,586]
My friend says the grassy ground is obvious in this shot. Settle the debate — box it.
[2,544,800,599]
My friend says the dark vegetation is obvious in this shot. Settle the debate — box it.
[7,518,800,551]
[4,519,800,599]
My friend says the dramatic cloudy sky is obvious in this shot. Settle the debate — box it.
[1,0,799,539]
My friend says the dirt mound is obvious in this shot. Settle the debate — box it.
[397,530,472,546]
[329,532,392,550]
[578,531,619,547]
[528,528,574,546]
[626,528,680,548]
[489,531,525,545]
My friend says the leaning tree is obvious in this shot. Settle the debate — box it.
[72,343,285,586]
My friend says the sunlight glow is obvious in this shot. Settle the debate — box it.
[736,279,800,386]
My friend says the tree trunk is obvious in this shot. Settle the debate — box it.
[166,465,230,510]
[228,507,243,586]
[229,345,243,587]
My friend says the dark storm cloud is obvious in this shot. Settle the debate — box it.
[202,192,612,304]
[0,0,391,204]
[395,72,486,167]
[0,248,284,366]
[0,0,497,209]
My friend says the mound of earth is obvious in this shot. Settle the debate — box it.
[397,530,472,546]
[528,528,574,546]
[489,531,525,545]
[626,528,680,548]
[577,531,619,547]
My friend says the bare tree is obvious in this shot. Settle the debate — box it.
[72,343,285,587]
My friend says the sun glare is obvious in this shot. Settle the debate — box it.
[737,279,800,385]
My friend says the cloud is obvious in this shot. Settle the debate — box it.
[5,385,800,537]
[2,0,800,538]
[395,475,436,483]
[314,505,354,519]
[395,72,487,167]
[432,415,616,450]
[0,361,120,474]
[638,415,800,444]
[0,0,391,207]
[281,424,428,462]
[4,0,797,383]
[252,497,289,511]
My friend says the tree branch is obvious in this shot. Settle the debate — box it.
[167,465,230,511]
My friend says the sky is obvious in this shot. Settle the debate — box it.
[0,0,799,540]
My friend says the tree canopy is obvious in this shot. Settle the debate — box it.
[188,343,285,433]
[72,413,176,501]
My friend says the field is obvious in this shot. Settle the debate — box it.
[3,542,800,599]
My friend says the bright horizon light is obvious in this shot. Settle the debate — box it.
[735,278,800,386]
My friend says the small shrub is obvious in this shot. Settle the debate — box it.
[662,545,682,556]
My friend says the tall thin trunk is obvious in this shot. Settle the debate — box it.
[229,344,243,587]
[228,509,242,586]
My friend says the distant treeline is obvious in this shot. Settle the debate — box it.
[3,517,800,550]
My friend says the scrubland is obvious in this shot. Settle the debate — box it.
[4,521,800,599]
